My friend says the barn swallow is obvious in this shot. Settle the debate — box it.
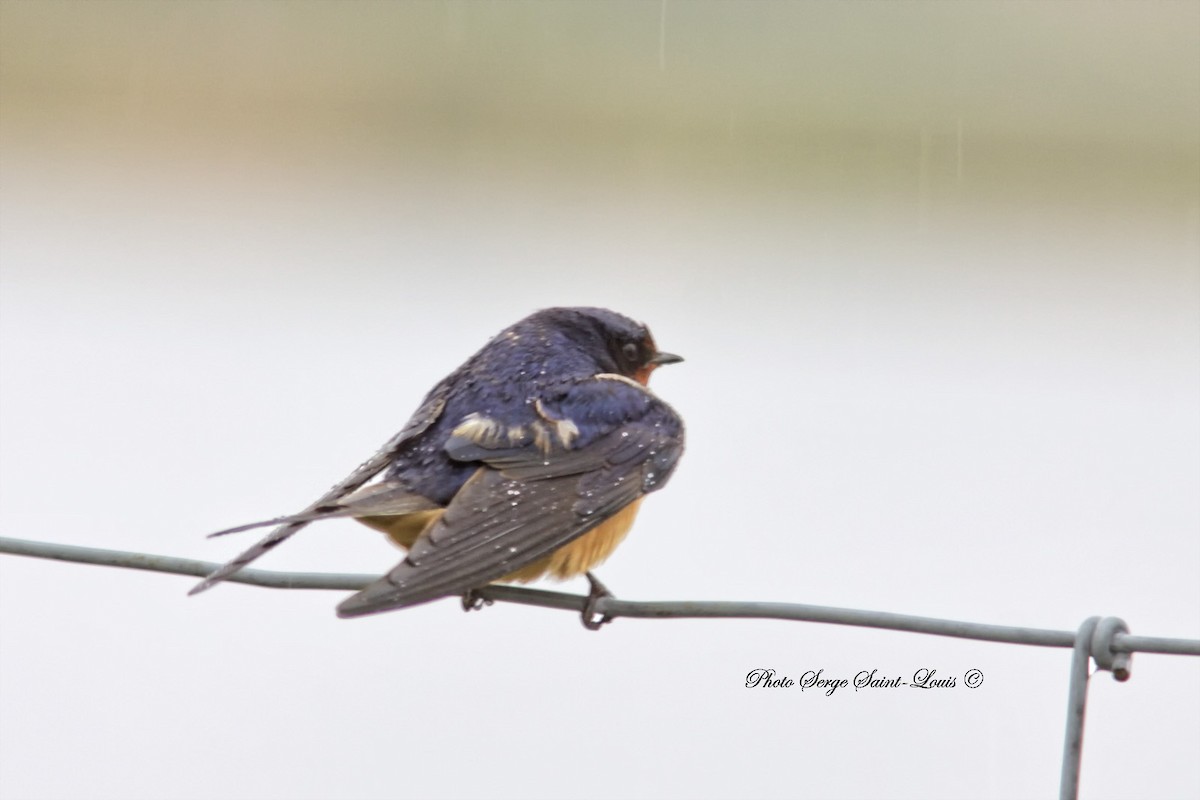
[190,307,685,627]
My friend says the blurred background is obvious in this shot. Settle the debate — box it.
[1,3,1197,799]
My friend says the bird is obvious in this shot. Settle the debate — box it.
[189,307,685,627]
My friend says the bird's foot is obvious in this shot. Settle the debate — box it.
[461,587,493,612]
[581,572,614,631]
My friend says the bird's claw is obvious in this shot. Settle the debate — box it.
[581,572,614,631]
[461,587,493,612]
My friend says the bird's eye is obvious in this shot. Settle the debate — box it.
[621,342,640,363]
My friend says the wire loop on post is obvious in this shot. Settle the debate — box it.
[1058,615,1134,800]
[1090,616,1132,682]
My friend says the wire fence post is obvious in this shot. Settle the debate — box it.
[1060,616,1132,800]
[1060,617,1098,799]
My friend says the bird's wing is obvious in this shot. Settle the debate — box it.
[189,392,447,595]
[336,377,683,617]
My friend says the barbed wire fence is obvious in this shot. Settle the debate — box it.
[2,534,1197,799]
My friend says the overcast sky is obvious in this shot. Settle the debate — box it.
[2,3,1197,799]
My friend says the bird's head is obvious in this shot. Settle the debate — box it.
[532,307,683,385]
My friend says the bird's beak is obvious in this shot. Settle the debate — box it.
[650,351,684,366]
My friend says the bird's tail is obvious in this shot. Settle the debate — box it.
[188,448,409,595]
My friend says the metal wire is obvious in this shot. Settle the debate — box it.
[1061,617,1100,800]
[2,535,1198,799]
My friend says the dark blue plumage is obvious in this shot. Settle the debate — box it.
[385,307,680,504]
[193,306,685,620]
